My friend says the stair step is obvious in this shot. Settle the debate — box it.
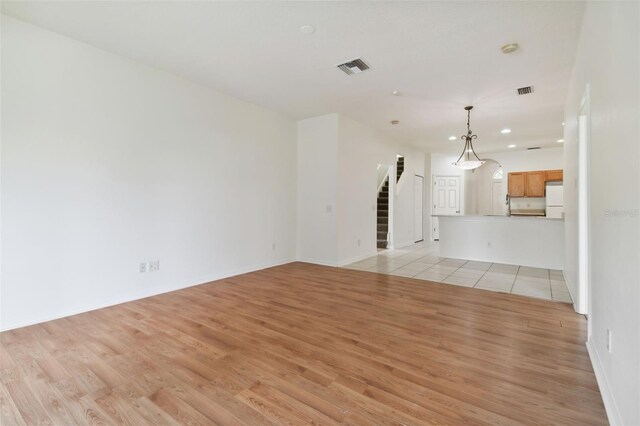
[377,242,388,249]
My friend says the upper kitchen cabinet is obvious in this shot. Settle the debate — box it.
[508,169,564,197]
[525,171,546,197]
[545,169,564,181]
[508,173,525,197]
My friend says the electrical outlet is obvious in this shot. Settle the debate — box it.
[607,329,613,353]
[487,241,492,247]
[139,262,147,273]
[149,260,160,272]
[326,205,333,213]
[357,239,361,246]
[272,243,276,251]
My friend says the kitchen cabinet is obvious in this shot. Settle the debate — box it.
[525,171,546,197]
[545,169,563,181]
[508,173,525,197]
[508,169,563,197]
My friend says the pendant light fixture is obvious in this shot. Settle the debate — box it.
[453,106,485,170]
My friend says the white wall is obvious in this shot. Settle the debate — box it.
[563,2,639,425]
[471,147,564,215]
[296,114,339,265]
[1,16,297,330]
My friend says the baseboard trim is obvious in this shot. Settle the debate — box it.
[563,273,581,313]
[295,257,339,267]
[0,257,296,332]
[394,240,417,250]
[337,251,377,267]
[586,340,622,425]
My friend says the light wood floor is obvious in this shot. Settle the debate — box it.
[1,262,607,425]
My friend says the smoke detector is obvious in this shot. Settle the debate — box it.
[299,25,315,34]
[337,58,370,75]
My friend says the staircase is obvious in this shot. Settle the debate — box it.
[396,155,405,182]
[377,176,389,249]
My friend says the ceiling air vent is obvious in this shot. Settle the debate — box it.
[517,86,533,95]
[527,147,541,150]
[337,58,370,75]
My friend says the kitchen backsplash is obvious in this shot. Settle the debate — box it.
[510,197,546,211]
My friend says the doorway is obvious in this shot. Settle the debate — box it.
[491,169,505,216]
[414,175,424,242]
[491,182,505,215]
[577,86,591,323]
[432,175,461,240]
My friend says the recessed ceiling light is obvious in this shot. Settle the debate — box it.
[508,144,516,148]
[501,128,512,134]
[392,90,401,96]
[501,43,519,54]
[562,122,565,126]
[448,136,457,141]
[390,120,399,125]
[557,139,564,143]
[299,25,315,34]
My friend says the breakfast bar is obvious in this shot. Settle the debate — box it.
[434,215,564,270]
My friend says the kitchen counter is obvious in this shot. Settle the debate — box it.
[431,214,564,221]
[434,214,564,269]
[432,214,563,220]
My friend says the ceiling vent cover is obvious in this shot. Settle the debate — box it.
[337,58,370,75]
[517,86,533,95]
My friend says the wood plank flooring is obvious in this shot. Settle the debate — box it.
[1,262,607,425]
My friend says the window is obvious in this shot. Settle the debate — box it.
[492,169,504,180]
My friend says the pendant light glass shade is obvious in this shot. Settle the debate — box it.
[454,159,485,170]
[453,106,485,170]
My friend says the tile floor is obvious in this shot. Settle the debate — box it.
[343,241,573,303]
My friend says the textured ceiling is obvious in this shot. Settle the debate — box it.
[2,1,585,153]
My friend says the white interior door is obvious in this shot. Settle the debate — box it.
[432,175,460,240]
[414,175,424,242]
[491,181,505,215]
[433,176,460,214]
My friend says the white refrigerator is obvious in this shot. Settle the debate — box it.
[546,184,564,218]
